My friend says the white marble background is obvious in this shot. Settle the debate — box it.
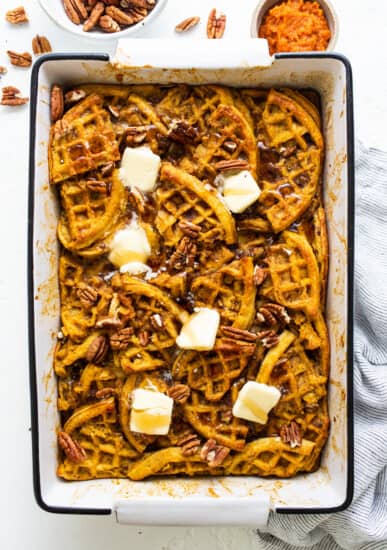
[0,0,386,548]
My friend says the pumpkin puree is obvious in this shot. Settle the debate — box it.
[259,0,331,55]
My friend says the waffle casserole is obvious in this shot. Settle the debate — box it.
[50,84,329,481]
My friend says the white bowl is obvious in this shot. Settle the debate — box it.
[251,0,339,51]
[39,0,168,41]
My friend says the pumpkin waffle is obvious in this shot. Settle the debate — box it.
[52,84,329,482]
[191,257,256,329]
[58,169,126,253]
[49,94,120,184]
[155,162,236,249]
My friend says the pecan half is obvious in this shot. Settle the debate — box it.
[64,88,87,106]
[168,120,199,144]
[95,387,116,399]
[105,5,140,25]
[138,330,149,347]
[99,14,121,32]
[96,316,123,330]
[206,8,226,39]
[175,16,200,33]
[7,50,32,68]
[50,85,64,123]
[257,303,290,326]
[169,236,197,271]
[86,335,109,363]
[127,187,146,214]
[0,86,28,106]
[215,338,256,355]
[32,35,52,55]
[0,67,7,75]
[124,125,148,145]
[100,161,115,177]
[253,265,267,286]
[200,439,230,467]
[221,326,257,342]
[63,0,88,25]
[257,329,280,349]
[178,433,201,456]
[58,431,87,463]
[121,0,153,8]
[150,313,164,330]
[6,6,29,24]
[83,1,105,31]
[178,220,201,239]
[110,327,134,350]
[77,284,98,308]
[280,421,302,448]
[215,159,249,172]
[168,383,190,404]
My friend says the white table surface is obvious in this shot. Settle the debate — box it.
[0,0,386,548]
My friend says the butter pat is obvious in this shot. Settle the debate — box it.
[120,261,152,275]
[108,224,151,268]
[176,307,220,351]
[220,170,261,213]
[232,381,281,424]
[130,389,173,435]
[119,146,161,192]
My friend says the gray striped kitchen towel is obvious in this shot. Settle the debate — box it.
[256,142,387,550]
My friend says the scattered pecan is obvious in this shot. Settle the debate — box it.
[95,387,116,399]
[7,50,32,68]
[96,316,123,330]
[107,104,120,118]
[215,159,249,172]
[86,335,109,363]
[280,144,297,158]
[5,6,29,24]
[215,338,256,356]
[304,403,319,412]
[0,86,28,106]
[169,236,197,271]
[220,409,233,424]
[83,1,105,31]
[150,313,164,330]
[222,140,237,153]
[175,16,200,33]
[168,383,190,404]
[168,120,199,144]
[253,265,267,286]
[178,433,201,456]
[200,439,230,467]
[32,35,52,55]
[280,421,302,448]
[99,14,121,32]
[178,220,201,239]
[221,326,257,342]
[105,5,139,25]
[0,67,7,75]
[124,125,148,145]
[138,330,149,347]
[127,187,147,214]
[257,329,280,349]
[50,85,64,123]
[53,119,71,139]
[110,327,134,350]
[100,161,115,177]
[63,0,88,25]
[64,88,87,105]
[76,284,98,308]
[256,303,290,326]
[85,180,108,193]
[207,8,226,39]
[58,431,87,463]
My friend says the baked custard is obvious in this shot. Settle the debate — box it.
[50,84,329,481]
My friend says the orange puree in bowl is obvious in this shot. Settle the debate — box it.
[259,0,331,55]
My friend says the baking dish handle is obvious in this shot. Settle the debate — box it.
[114,496,270,526]
[113,38,273,70]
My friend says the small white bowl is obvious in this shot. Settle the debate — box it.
[39,0,168,41]
[251,0,339,51]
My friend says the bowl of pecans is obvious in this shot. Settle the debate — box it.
[39,0,168,39]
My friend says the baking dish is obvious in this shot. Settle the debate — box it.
[28,39,354,525]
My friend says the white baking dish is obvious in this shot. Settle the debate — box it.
[28,39,354,525]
